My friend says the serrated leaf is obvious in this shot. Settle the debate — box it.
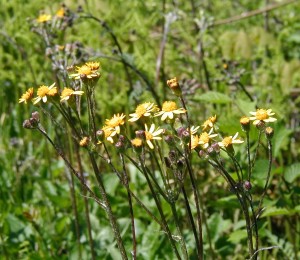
[284,163,300,183]
[194,91,231,104]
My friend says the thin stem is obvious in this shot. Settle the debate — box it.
[236,81,254,103]
[88,152,128,260]
[250,130,262,180]
[120,154,136,259]
[246,131,251,181]
[138,155,182,259]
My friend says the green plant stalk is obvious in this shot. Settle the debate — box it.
[236,81,254,103]
[88,152,128,259]
[139,155,182,259]
[85,85,97,141]
[75,143,96,260]
[120,154,137,260]
[251,130,262,178]
[67,128,82,260]
[246,131,251,181]
[170,203,189,260]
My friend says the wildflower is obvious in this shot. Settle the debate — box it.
[128,102,158,122]
[19,88,34,104]
[105,113,126,135]
[69,62,101,80]
[265,126,274,140]
[198,129,218,149]
[218,133,244,154]
[188,125,200,135]
[101,125,117,143]
[56,7,65,18]
[36,14,52,23]
[249,108,277,125]
[155,101,186,121]
[79,137,89,147]
[167,77,182,96]
[240,116,250,132]
[60,88,84,102]
[202,115,217,131]
[190,134,200,150]
[131,138,143,153]
[33,83,57,104]
[144,124,164,149]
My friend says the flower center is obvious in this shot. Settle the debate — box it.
[37,86,50,97]
[256,109,268,120]
[162,101,177,112]
[131,138,142,147]
[222,136,232,147]
[199,132,210,143]
[61,88,74,98]
[78,65,92,75]
[145,131,153,140]
[135,105,147,116]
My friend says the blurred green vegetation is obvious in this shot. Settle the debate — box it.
[1,0,300,259]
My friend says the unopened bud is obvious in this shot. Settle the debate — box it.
[243,181,252,191]
[240,116,250,132]
[265,127,274,140]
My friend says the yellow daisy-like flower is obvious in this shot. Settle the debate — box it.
[36,14,52,23]
[202,115,217,131]
[105,113,126,135]
[188,125,200,135]
[128,102,158,122]
[60,88,84,102]
[218,133,244,148]
[144,124,164,149]
[100,125,117,144]
[33,83,57,104]
[69,62,101,80]
[198,129,218,149]
[155,101,186,121]
[19,88,34,104]
[131,138,143,147]
[190,134,200,150]
[56,7,65,18]
[249,109,277,125]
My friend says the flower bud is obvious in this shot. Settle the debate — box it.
[96,129,105,142]
[79,137,89,147]
[265,127,274,140]
[135,130,146,140]
[243,181,252,191]
[167,77,182,97]
[115,141,125,153]
[240,116,250,132]
[164,135,176,148]
[31,111,40,122]
[23,119,33,129]
[131,138,143,153]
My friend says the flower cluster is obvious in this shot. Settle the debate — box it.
[69,61,101,81]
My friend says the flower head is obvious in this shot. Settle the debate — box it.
[144,124,164,149]
[100,125,117,144]
[198,129,218,149]
[218,132,244,148]
[105,113,126,135]
[249,109,277,125]
[190,134,200,150]
[19,88,34,104]
[167,77,182,96]
[69,61,101,80]
[79,137,89,147]
[60,88,84,102]
[36,14,52,23]
[202,115,217,131]
[155,101,186,121]
[56,7,65,18]
[33,83,57,104]
[129,102,158,122]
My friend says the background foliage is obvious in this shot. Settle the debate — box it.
[1,0,300,259]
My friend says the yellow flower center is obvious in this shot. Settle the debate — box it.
[86,62,100,70]
[222,136,232,147]
[199,132,210,143]
[37,86,50,97]
[145,131,153,140]
[240,116,250,125]
[256,109,268,120]
[135,104,147,116]
[61,88,74,98]
[77,65,92,75]
[162,101,177,112]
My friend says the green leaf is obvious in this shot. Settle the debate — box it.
[273,124,293,158]
[193,91,231,104]
[234,99,256,115]
[284,163,300,183]
[6,214,25,233]
[227,229,247,243]
[261,207,291,217]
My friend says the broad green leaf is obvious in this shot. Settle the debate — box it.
[284,163,300,183]
[234,99,256,116]
[272,125,293,158]
[6,214,25,233]
[227,229,247,243]
[261,207,291,217]
[194,91,231,104]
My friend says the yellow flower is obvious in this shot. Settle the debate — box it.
[190,134,200,150]
[131,138,143,147]
[202,115,217,131]
[198,129,218,149]
[19,88,34,104]
[128,102,158,122]
[60,88,84,102]
[69,62,101,80]
[167,77,182,96]
[188,125,200,135]
[101,125,117,143]
[144,124,164,149]
[56,7,65,18]
[155,101,186,121]
[249,109,277,125]
[105,113,126,135]
[218,133,244,148]
[33,83,57,104]
[79,137,89,147]
[36,14,52,23]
